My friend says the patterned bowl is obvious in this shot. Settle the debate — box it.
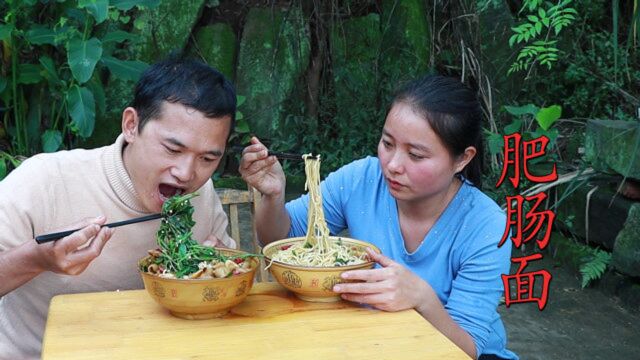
[138,248,258,319]
[262,237,380,302]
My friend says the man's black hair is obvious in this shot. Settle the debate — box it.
[131,57,237,134]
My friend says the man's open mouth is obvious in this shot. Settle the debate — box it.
[158,184,185,201]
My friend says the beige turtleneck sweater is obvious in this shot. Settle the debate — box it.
[0,135,234,359]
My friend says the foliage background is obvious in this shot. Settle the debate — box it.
[2,0,638,178]
[1,0,639,297]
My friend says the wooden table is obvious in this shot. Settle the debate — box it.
[42,282,469,359]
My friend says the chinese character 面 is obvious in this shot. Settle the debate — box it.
[502,253,552,310]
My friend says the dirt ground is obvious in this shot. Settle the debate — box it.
[499,250,640,360]
[233,203,640,360]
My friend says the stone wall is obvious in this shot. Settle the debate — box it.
[555,119,640,282]
[87,1,438,147]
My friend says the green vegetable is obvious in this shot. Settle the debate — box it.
[151,192,256,278]
[334,256,348,265]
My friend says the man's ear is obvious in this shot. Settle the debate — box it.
[122,107,139,143]
[454,146,477,174]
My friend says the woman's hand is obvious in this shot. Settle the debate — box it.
[333,248,431,312]
[239,136,286,197]
[31,216,114,275]
[334,248,477,358]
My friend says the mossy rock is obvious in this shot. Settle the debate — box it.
[132,0,206,62]
[585,119,640,180]
[331,13,381,113]
[612,203,640,277]
[330,13,383,152]
[188,23,237,80]
[380,0,430,85]
[554,180,635,250]
[235,6,310,139]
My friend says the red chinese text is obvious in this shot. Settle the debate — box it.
[502,253,552,310]
[499,192,555,250]
[496,133,558,188]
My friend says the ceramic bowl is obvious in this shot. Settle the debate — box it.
[139,248,258,319]
[262,237,379,302]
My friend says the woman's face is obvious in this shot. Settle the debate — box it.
[377,102,468,203]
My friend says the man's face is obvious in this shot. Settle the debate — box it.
[122,101,231,213]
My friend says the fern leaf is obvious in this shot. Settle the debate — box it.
[579,249,612,289]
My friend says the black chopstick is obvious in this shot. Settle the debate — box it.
[35,213,162,244]
[268,151,305,161]
[229,146,313,161]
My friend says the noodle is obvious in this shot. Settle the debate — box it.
[269,154,368,267]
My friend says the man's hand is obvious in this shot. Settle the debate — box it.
[32,216,115,275]
[0,216,115,296]
[203,234,225,248]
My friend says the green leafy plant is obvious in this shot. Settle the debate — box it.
[482,103,563,202]
[508,0,578,75]
[147,192,257,278]
[579,247,612,288]
[0,151,21,180]
[229,95,250,145]
[486,103,562,166]
[154,192,220,278]
[510,1,639,122]
[0,0,158,159]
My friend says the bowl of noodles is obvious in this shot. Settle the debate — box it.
[138,193,259,319]
[262,154,380,302]
[262,236,379,302]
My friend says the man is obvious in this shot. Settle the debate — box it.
[0,58,237,359]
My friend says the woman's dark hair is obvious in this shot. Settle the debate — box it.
[131,57,237,135]
[392,74,484,188]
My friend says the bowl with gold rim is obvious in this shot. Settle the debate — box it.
[262,236,380,303]
[138,248,258,319]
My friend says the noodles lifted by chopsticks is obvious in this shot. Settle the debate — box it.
[269,154,367,267]
[303,154,330,249]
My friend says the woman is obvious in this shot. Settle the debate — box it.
[239,75,517,360]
